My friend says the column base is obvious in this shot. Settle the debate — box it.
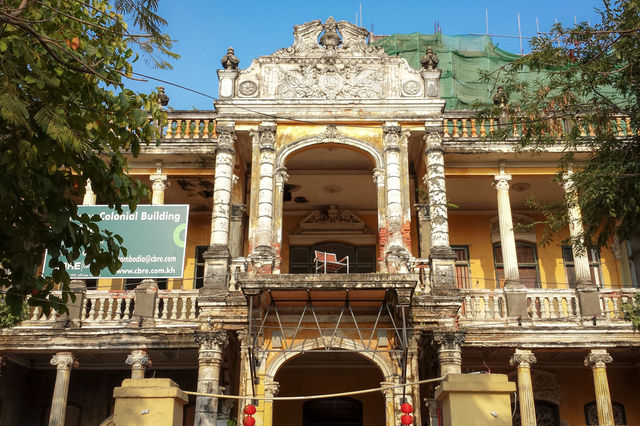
[504,286,528,318]
[132,279,158,327]
[248,245,276,274]
[576,285,602,318]
[385,245,411,273]
[429,246,458,296]
[200,245,232,299]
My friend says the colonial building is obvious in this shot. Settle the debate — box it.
[1,18,639,426]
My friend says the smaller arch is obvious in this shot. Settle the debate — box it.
[264,336,397,382]
[276,131,383,170]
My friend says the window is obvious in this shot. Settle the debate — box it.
[562,246,603,288]
[289,243,376,274]
[194,246,208,289]
[513,400,560,426]
[124,278,167,290]
[493,242,539,288]
[585,401,626,426]
[452,246,470,289]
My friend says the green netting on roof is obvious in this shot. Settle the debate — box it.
[374,33,521,110]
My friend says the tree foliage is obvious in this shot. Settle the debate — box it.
[479,0,640,322]
[0,0,173,316]
[481,0,640,244]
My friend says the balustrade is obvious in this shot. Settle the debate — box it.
[600,289,637,320]
[22,289,198,327]
[162,116,215,140]
[526,289,580,320]
[442,113,634,140]
[459,289,506,321]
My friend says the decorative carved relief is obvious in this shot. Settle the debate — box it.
[276,62,383,99]
[238,80,258,96]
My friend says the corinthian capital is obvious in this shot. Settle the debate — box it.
[50,352,78,370]
[216,124,236,153]
[432,332,466,350]
[509,349,537,368]
[493,173,512,191]
[194,330,229,351]
[584,349,613,369]
[258,122,277,151]
[383,122,402,150]
[264,381,280,398]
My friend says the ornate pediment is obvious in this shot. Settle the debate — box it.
[289,205,375,245]
[232,18,427,100]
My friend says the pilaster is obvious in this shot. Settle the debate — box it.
[510,349,537,426]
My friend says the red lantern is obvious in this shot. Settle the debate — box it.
[244,405,257,415]
[242,416,256,426]
[401,414,414,425]
[401,402,413,413]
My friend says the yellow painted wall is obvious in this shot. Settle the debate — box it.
[544,366,640,425]
[449,214,621,289]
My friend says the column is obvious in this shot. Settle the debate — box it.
[432,332,465,377]
[494,162,528,317]
[209,123,236,249]
[584,349,614,426]
[380,381,396,425]
[194,330,229,426]
[150,162,169,206]
[249,122,277,272]
[563,167,602,317]
[82,179,97,205]
[509,349,537,426]
[423,121,457,294]
[236,329,252,421]
[273,167,288,273]
[125,349,151,379]
[229,204,246,259]
[49,352,78,426]
[373,168,387,271]
[383,123,410,272]
[493,166,520,287]
[263,381,280,424]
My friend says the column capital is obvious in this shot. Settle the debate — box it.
[493,173,512,191]
[585,349,613,369]
[275,167,289,187]
[126,349,151,369]
[264,381,280,398]
[150,173,169,191]
[50,352,78,370]
[383,123,402,150]
[236,329,250,349]
[372,168,385,187]
[432,331,466,350]
[216,124,236,154]
[194,330,229,351]
[255,122,276,152]
[423,129,443,152]
[510,349,537,368]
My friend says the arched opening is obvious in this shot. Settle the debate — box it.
[279,142,380,273]
[273,351,386,426]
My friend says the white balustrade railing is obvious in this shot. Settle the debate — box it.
[526,289,580,320]
[459,289,506,321]
[155,290,199,322]
[83,290,135,322]
[23,289,198,326]
[600,289,638,320]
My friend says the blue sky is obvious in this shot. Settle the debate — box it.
[125,0,605,110]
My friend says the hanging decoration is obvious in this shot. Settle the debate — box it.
[243,404,256,426]
[400,401,414,424]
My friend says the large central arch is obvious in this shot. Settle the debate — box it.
[268,340,392,426]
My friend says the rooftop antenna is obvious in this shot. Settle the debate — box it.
[485,8,489,35]
[360,2,363,27]
[355,11,358,26]
[536,17,540,34]
[517,12,523,55]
